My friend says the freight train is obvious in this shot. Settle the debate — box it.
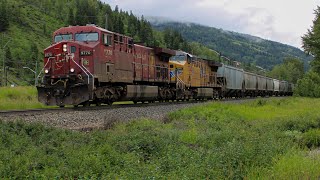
[37,24,293,107]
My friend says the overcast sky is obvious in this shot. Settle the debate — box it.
[102,0,319,48]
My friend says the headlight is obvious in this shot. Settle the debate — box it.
[63,44,67,52]
[44,69,49,74]
[70,68,75,73]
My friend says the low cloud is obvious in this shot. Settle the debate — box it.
[103,0,317,48]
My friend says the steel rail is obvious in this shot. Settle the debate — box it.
[0,96,286,117]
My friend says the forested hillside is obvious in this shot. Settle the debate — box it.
[0,0,310,85]
[0,0,205,85]
[151,21,313,70]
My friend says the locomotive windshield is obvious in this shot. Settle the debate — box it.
[75,32,99,42]
[54,34,72,43]
[170,55,186,61]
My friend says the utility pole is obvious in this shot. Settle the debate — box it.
[5,66,8,86]
[105,13,108,30]
[2,34,12,86]
[35,61,38,86]
[23,66,37,86]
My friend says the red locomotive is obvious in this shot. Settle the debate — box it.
[37,24,194,107]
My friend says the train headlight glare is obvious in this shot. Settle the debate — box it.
[70,68,75,73]
[63,44,67,52]
[44,69,49,74]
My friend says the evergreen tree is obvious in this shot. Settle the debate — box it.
[302,6,320,73]
[139,16,153,45]
[75,0,90,26]
[68,7,75,25]
[127,11,137,37]
[43,23,47,36]
[0,0,9,32]
[105,5,113,30]
[29,43,38,67]
[118,15,124,34]
[74,1,82,25]
[5,46,12,67]
[114,5,119,13]
[87,1,97,24]
[114,14,124,34]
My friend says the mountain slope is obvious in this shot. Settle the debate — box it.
[0,0,158,85]
[0,0,65,85]
[151,21,312,70]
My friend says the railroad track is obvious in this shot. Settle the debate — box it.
[0,100,204,117]
[0,96,284,117]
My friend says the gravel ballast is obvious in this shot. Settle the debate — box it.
[0,102,205,130]
[0,97,286,130]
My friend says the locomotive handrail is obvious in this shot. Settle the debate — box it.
[176,76,186,89]
[37,57,54,85]
[69,55,90,85]
[80,58,95,90]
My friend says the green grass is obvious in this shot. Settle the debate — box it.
[1,97,320,178]
[0,86,142,110]
[248,150,320,179]
[0,86,48,110]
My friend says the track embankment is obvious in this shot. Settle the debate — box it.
[0,97,287,131]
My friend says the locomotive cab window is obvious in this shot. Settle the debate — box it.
[104,34,112,46]
[128,39,134,47]
[114,35,118,43]
[170,55,185,61]
[75,32,99,42]
[54,34,72,43]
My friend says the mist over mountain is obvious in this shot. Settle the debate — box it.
[147,17,312,70]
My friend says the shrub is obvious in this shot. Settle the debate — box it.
[301,129,320,148]
[295,71,320,97]
[248,150,320,179]
[276,116,320,133]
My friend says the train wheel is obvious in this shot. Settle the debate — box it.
[106,100,113,105]
[83,101,90,107]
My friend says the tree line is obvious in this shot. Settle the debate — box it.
[1,0,309,87]
[0,0,9,32]
[0,0,197,85]
[152,22,312,71]
[294,6,320,97]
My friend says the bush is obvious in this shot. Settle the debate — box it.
[295,71,320,97]
[248,150,320,179]
[301,129,320,148]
